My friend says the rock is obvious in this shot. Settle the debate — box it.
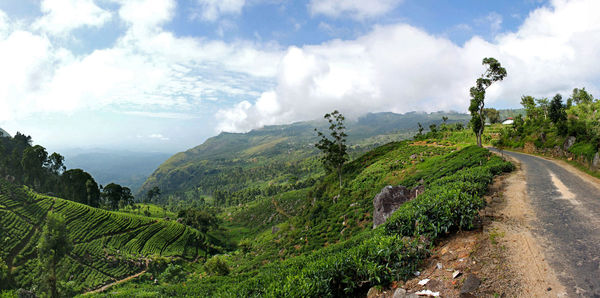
[17,289,36,298]
[418,278,430,286]
[393,288,407,298]
[564,136,576,151]
[410,154,417,159]
[452,270,461,279]
[593,152,600,169]
[366,287,383,298]
[373,184,424,228]
[271,226,280,234]
[460,274,481,294]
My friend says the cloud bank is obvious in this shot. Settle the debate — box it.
[217,0,600,132]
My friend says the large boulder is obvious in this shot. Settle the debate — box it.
[563,136,576,151]
[373,185,424,228]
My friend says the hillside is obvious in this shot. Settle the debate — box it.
[139,111,470,201]
[0,180,202,293]
[94,134,513,296]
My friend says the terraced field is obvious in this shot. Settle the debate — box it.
[0,180,202,292]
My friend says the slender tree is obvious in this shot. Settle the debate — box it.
[469,57,507,147]
[38,212,72,298]
[315,110,348,189]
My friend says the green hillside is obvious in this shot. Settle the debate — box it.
[0,180,202,293]
[139,112,470,204]
[91,134,513,297]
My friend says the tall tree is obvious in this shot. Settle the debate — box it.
[21,145,48,187]
[315,110,348,189]
[38,212,72,298]
[520,95,538,120]
[146,186,161,203]
[549,94,567,124]
[469,57,507,147]
[483,108,500,124]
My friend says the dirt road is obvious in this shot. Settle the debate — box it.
[492,149,600,297]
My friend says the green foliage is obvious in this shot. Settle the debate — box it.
[0,179,207,295]
[99,141,511,297]
[204,255,230,276]
[315,110,349,189]
[0,257,7,288]
[484,108,500,124]
[38,212,72,298]
[470,57,507,146]
[160,264,186,283]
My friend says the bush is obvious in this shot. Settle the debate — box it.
[160,264,186,283]
[204,256,230,276]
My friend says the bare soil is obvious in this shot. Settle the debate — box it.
[369,155,567,297]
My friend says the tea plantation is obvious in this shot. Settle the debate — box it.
[92,142,513,297]
[0,180,202,293]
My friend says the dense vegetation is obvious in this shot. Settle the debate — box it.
[139,112,470,209]
[0,132,138,210]
[495,87,600,169]
[93,139,512,297]
[0,179,207,295]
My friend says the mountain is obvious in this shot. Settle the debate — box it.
[64,150,171,193]
[0,128,10,138]
[0,179,202,292]
[139,111,470,200]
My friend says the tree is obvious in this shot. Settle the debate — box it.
[146,186,161,202]
[483,108,500,124]
[315,110,348,189]
[536,97,550,120]
[0,257,7,289]
[47,153,66,175]
[469,57,507,147]
[520,95,537,120]
[21,145,48,187]
[549,94,567,124]
[60,169,100,207]
[570,87,594,105]
[101,183,133,210]
[38,212,72,298]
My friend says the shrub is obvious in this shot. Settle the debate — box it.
[204,256,230,276]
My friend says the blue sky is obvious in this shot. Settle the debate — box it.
[0,0,598,154]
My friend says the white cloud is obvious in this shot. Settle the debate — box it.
[32,0,112,35]
[0,0,283,123]
[193,0,246,22]
[148,133,169,140]
[217,0,600,132]
[308,0,403,20]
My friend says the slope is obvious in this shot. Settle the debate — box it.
[139,111,470,201]
[0,179,202,293]
[92,132,514,297]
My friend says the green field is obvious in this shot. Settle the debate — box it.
[0,181,202,293]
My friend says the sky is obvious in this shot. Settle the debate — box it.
[0,0,599,153]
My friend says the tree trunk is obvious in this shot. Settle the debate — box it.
[338,167,342,189]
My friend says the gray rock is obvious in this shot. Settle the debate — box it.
[564,136,576,151]
[460,274,481,294]
[373,184,424,228]
[271,226,280,234]
[392,288,407,298]
[593,152,600,169]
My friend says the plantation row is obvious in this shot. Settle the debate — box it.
[0,179,203,293]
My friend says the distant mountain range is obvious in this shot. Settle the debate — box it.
[64,149,171,193]
[139,111,471,199]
